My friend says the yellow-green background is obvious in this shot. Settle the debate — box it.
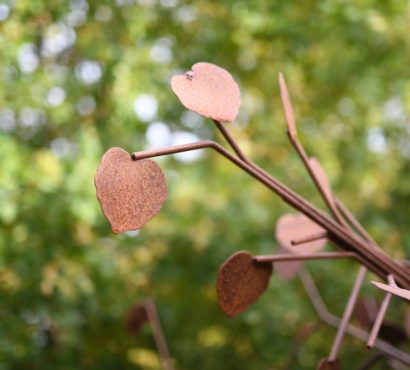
[0,1,409,369]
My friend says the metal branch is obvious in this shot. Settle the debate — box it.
[328,266,367,362]
[291,231,328,246]
[132,141,410,288]
[278,73,346,225]
[254,251,357,263]
[367,275,395,349]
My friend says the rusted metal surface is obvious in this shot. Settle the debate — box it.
[216,251,272,317]
[125,303,149,335]
[371,281,410,301]
[276,213,327,254]
[171,62,241,123]
[95,147,168,233]
[317,358,341,370]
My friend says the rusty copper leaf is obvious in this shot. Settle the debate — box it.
[317,358,341,370]
[276,213,327,254]
[216,251,272,318]
[125,303,149,335]
[95,147,168,233]
[274,246,303,280]
[171,62,241,122]
[371,281,410,301]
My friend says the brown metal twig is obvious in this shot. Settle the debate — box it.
[213,92,407,286]
[254,251,357,263]
[367,275,395,349]
[144,300,174,370]
[278,73,346,226]
[291,232,328,246]
[328,266,367,362]
[132,141,410,288]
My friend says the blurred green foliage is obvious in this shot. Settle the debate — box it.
[1,1,410,369]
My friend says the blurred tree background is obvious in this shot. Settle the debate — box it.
[1,0,410,369]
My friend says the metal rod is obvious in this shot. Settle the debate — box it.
[213,116,407,288]
[212,118,403,284]
[367,275,395,349]
[213,120,248,162]
[254,251,356,263]
[131,141,410,287]
[278,74,401,277]
[291,232,328,246]
[145,300,174,370]
[278,73,346,226]
[298,268,410,365]
[328,266,367,362]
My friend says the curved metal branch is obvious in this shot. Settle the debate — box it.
[132,141,410,288]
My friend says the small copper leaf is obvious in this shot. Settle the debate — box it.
[216,251,272,318]
[95,147,168,233]
[171,62,241,122]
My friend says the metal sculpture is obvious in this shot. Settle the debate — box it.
[94,62,410,368]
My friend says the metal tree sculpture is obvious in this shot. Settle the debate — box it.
[94,62,410,369]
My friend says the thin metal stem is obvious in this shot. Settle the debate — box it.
[367,275,395,349]
[328,266,367,362]
[291,232,328,246]
[213,120,248,162]
[254,251,356,263]
[132,141,410,288]
[278,74,391,264]
[211,120,405,284]
[145,300,174,370]
[278,73,346,225]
